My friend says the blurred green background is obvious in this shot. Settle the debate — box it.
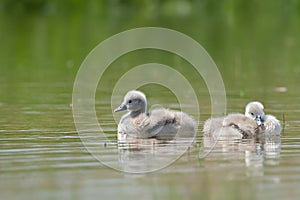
[1,0,300,125]
[1,0,300,92]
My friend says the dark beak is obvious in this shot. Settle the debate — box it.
[114,104,127,112]
[255,115,263,126]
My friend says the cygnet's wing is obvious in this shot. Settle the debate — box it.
[223,113,259,136]
[151,109,196,139]
[203,116,245,140]
[144,109,178,135]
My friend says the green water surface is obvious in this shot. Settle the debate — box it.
[1,1,300,200]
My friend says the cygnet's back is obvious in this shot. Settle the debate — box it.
[115,90,196,140]
[203,114,259,139]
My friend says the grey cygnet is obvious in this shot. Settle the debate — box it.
[115,90,196,140]
[203,101,281,138]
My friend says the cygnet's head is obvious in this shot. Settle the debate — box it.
[245,101,265,125]
[114,90,147,113]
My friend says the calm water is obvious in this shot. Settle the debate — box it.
[1,1,300,200]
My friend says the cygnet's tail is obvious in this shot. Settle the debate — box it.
[174,111,196,137]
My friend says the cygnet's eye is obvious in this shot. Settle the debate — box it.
[250,112,254,116]
[128,100,132,104]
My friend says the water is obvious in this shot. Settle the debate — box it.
[1,1,300,200]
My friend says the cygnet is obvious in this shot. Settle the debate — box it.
[245,101,281,135]
[203,101,281,139]
[114,90,196,140]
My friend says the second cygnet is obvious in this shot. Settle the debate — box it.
[203,101,281,139]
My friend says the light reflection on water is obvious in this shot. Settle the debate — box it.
[0,73,298,200]
[201,134,281,177]
[1,100,300,200]
[117,138,196,173]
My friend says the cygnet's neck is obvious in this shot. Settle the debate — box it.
[130,105,147,118]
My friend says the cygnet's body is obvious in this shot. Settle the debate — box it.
[115,90,196,140]
[203,114,260,139]
[203,101,281,138]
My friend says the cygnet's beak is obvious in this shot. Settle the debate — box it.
[255,115,263,126]
[114,104,127,112]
